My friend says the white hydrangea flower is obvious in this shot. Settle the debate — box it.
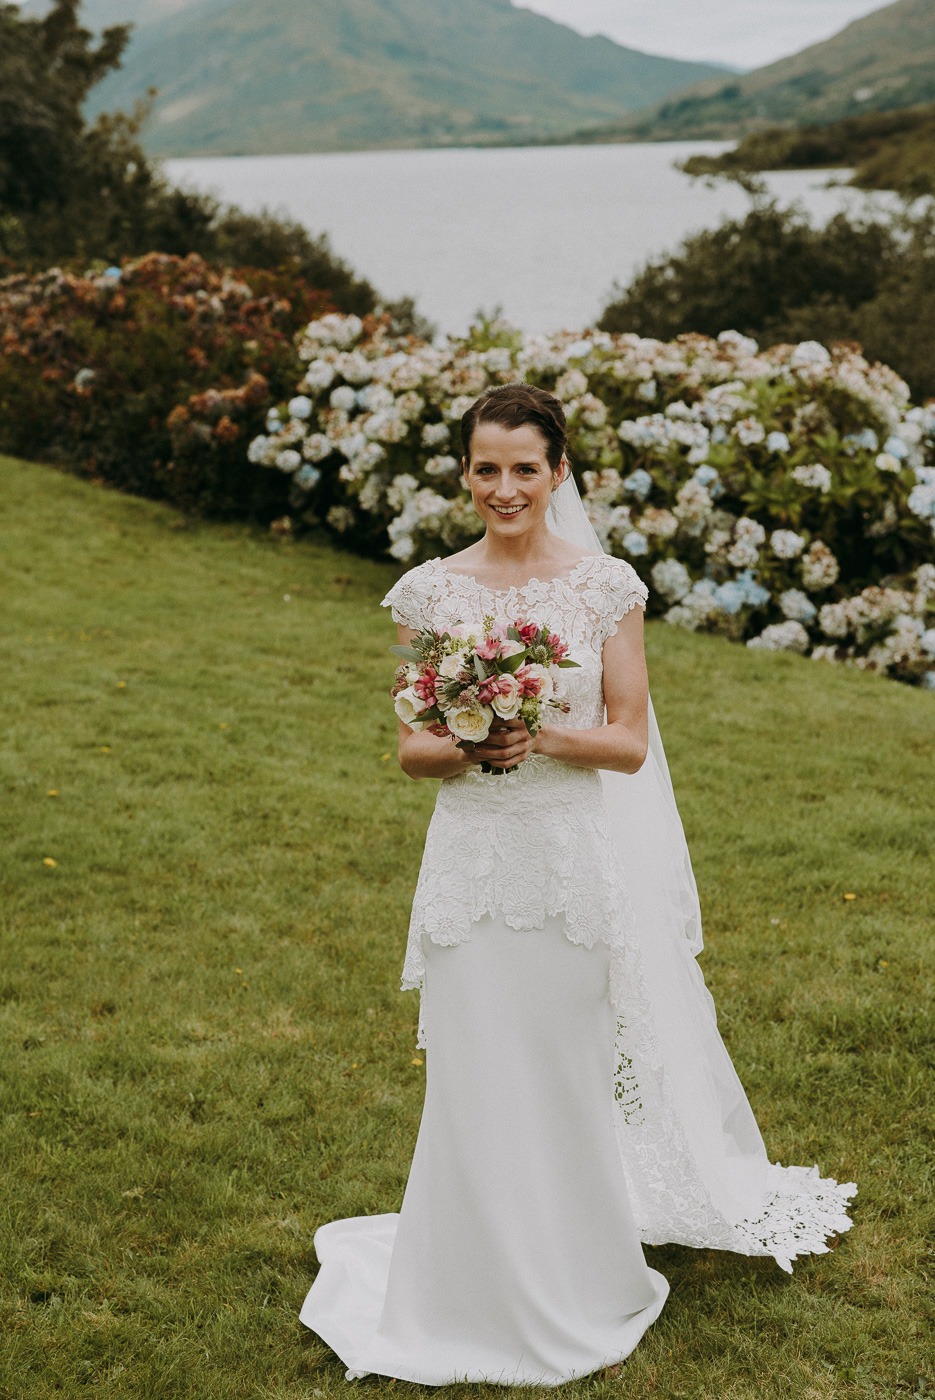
[673,479,713,533]
[329,384,357,412]
[425,454,459,478]
[770,529,806,560]
[247,434,271,465]
[388,534,415,561]
[792,463,832,493]
[747,621,810,653]
[386,473,420,511]
[555,368,588,401]
[299,360,337,394]
[801,540,840,590]
[790,341,832,371]
[734,418,766,446]
[636,379,657,401]
[779,589,817,623]
[717,330,759,357]
[356,383,395,412]
[875,452,902,474]
[446,395,476,422]
[287,395,313,420]
[639,507,679,539]
[301,433,332,463]
[766,431,791,453]
[907,482,935,520]
[333,351,373,385]
[577,393,608,429]
[811,645,839,663]
[275,449,302,473]
[651,558,692,602]
[818,601,850,639]
[422,420,451,448]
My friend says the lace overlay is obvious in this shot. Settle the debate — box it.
[380,554,856,1272]
[383,552,647,1017]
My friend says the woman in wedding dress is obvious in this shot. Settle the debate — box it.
[300,383,857,1386]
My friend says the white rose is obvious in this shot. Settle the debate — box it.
[446,704,494,743]
[522,663,554,700]
[548,663,564,698]
[394,686,428,727]
[491,675,522,720]
[439,649,470,679]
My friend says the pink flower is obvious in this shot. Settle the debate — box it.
[413,665,438,703]
[515,664,544,698]
[515,619,541,646]
[546,631,569,659]
[476,637,525,662]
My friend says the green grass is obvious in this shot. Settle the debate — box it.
[0,452,932,1399]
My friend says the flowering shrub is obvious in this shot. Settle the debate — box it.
[0,252,337,515]
[252,313,935,687]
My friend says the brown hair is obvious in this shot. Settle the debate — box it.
[460,383,567,472]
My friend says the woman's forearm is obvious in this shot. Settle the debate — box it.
[399,729,476,780]
[534,719,648,775]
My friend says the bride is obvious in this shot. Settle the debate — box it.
[300,382,857,1386]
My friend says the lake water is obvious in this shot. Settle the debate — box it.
[165,142,875,336]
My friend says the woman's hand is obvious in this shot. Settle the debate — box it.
[462,717,536,771]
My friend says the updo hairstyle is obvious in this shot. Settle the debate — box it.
[459,383,568,473]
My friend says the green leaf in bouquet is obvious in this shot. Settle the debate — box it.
[389,644,421,661]
[507,626,523,642]
[556,658,581,668]
[499,649,528,674]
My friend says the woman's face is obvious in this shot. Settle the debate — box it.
[462,422,565,538]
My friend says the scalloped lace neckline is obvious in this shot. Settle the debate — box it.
[432,553,602,594]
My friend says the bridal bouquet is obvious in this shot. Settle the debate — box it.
[390,618,579,774]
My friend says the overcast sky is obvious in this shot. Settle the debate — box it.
[512,0,891,69]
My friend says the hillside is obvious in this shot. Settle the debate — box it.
[79,0,726,156]
[558,0,935,143]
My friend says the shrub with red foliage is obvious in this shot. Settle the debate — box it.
[0,251,335,516]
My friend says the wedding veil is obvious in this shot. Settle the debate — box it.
[545,470,856,1270]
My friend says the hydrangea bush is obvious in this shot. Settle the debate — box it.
[250,313,935,688]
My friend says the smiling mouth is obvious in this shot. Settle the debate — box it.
[490,504,527,517]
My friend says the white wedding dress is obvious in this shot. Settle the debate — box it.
[299,551,856,1387]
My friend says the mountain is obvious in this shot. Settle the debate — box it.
[71,0,728,156]
[556,0,935,143]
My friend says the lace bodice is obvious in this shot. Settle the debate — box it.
[381,552,649,1038]
[383,553,647,734]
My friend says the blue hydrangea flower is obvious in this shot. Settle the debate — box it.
[295,464,321,490]
[621,529,650,557]
[102,266,122,281]
[842,428,879,454]
[622,469,653,500]
[288,395,313,420]
[734,570,770,608]
[766,431,791,453]
[266,409,283,432]
[714,581,746,615]
[883,435,910,461]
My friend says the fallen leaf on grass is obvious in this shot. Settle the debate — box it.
[42,857,57,868]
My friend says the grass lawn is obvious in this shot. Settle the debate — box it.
[0,452,932,1400]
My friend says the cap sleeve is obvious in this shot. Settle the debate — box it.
[597,556,649,644]
[380,561,433,631]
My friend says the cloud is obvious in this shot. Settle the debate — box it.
[511,0,891,68]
